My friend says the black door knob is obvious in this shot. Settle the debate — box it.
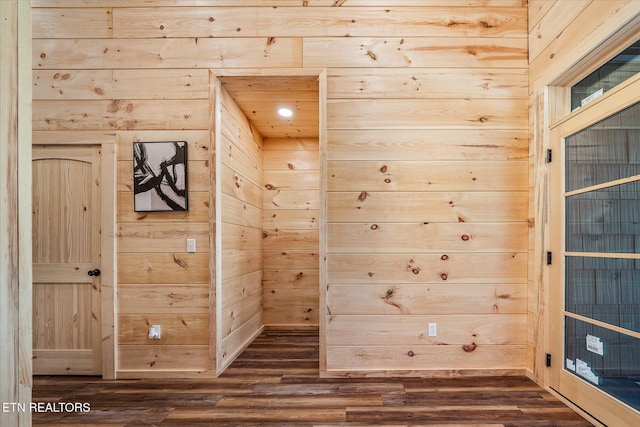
[88,269,101,277]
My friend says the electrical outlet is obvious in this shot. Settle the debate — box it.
[149,325,161,340]
[186,238,196,253]
[428,323,437,337]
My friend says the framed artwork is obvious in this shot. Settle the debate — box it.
[133,141,188,212]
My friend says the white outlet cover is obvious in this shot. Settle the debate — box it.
[149,325,161,339]
[428,323,437,337]
[187,238,196,253]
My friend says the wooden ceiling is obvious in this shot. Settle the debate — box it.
[219,76,319,139]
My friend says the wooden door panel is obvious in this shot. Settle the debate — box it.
[32,145,102,375]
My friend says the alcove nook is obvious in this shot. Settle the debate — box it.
[211,74,321,373]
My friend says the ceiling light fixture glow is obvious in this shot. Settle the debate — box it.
[278,107,293,118]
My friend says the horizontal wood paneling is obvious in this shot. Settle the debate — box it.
[118,345,209,371]
[33,1,529,7]
[263,229,319,250]
[218,84,264,370]
[326,345,526,371]
[264,189,320,210]
[118,284,210,314]
[263,138,319,328]
[117,253,209,284]
[263,209,319,231]
[262,270,319,289]
[327,222,528,253]
[219,312,262,371]
[304,37,527,68]
[264,309,319,327]
[111,7,526,38]
[264,250,320,271]
[34,38,302,69]
[328,253,526,284]
[328,161,528,191]
[221,250,262,280]
[327,99,527,129]
[32,0,529,377]
[117,223,210,253]
[33,99,209,130]
[328,68,528,99]
[32,8,112,38]
[327,191,528,223]
[222,223,263,251]
[264,288,319,309]
[33,69,209,100]
[221,293,262,338]
[222,193,263,228]
[326,314,527,345]
[222,271,262,309]
[327,283,526,315]
[119,314,209,345]
[328,129,528,161]
[221,164,263,208]
[262,150,318,171]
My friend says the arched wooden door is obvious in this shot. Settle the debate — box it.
[32,145,103,375]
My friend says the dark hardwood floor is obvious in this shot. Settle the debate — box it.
[32,330,592,426]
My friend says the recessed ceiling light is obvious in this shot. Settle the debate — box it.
[278,107,293,118]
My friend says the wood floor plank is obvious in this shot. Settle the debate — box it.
[32,330,593,426]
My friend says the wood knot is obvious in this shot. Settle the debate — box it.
[366,50,377,60]
[440,273,448,281]
[407,351,415,357]
[380,165,387,173]
[385,289,394,298]
[384,178,391,183]
[412,268,420,275]
[159,25,164,30]
[441,255,449,261]
[265,184,275,190]
[370,224,378,230]
[461,234,470,241]
[209,17,215,22]
[462,343,477,353]
[358,191,369,202]
[368,272,374,277]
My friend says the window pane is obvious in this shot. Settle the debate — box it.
[564,317,640,411]
[565,181,640,253]
[565,102,640,192]
[566,256,640,333]
[571,39,640,110]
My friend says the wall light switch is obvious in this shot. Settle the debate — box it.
[149,325,161,340]
[428,323,437,337]
[187,238,196,253]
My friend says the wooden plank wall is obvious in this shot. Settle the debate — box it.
[32,0,529,376]
[0,1,32,425]
[263,138,320,328]
[528,0,640,384]
[323,5,529,373]
[218,85,264,371]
